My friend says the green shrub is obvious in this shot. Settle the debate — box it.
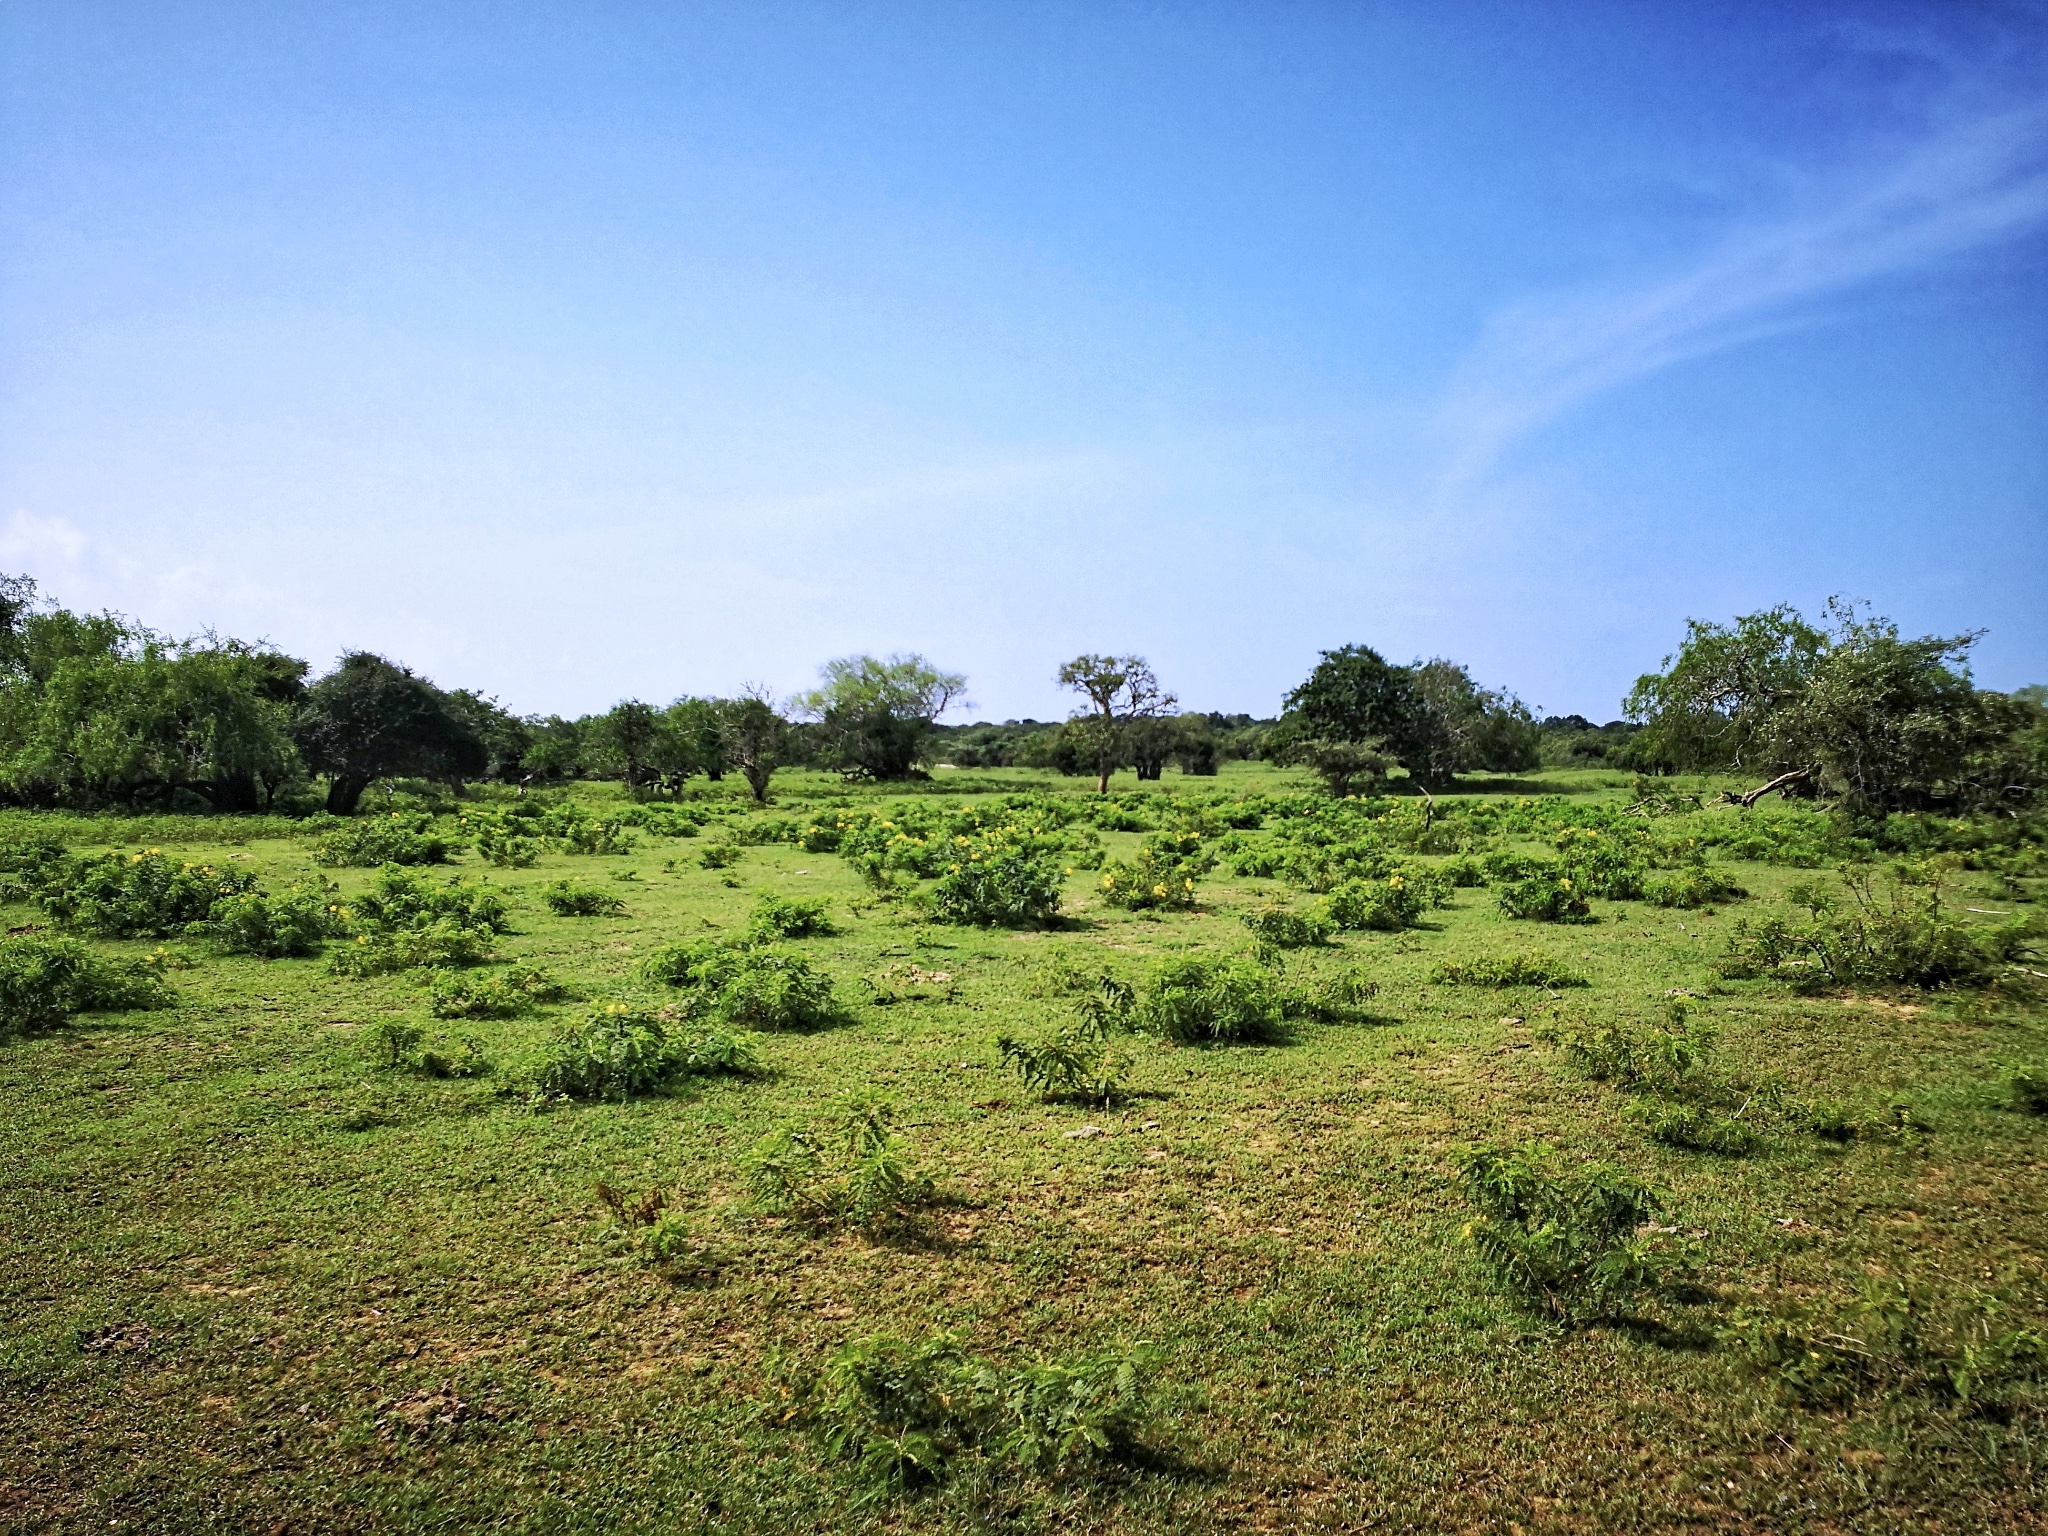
[699,841,742,870]
[429,964,566,1019]
[594,1182,708,1273]
[746,895,837,940]
[540,879,625,917]
[310,814,452,868]
[536,1003,758,1100]
[744,1096,934,1230]
[1429,953,1588,988]
[1096,830,1212,911]
[1277,968,1380,1022]
[1559,1005,1717,1091]
[350,866,511,936]
[1321,874,1427,931]
[194,885,340,958]
[0,934,174,1038]
[1553,828,1647,900]
[1636,1101,1759,1155]
[329,918,498,977]
[31,850,256,938]
[2010,1069,2048,1116]
[1132,956,1284,1044]
[1726,1278,2047,1410]
[805,1332,1157,1500]
[1240,904,1333,948]
[997,1019,1129,1105]
[640,941,841,1030]
[1719,866,1994,991]
[930,851,1062,927]
[416,1035,492,1078]
[472,822,542,867]
[1459,1143,1674,1324]
[1498,873,1594,924]
[1644,865,1748,909]
[1440,855,1488,888]
[362,1019,425,1068]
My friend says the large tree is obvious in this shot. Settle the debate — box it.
[1276,645,1535,792]
[1057,655,1176,794]
[293,652,486,814]
[718,689,790,803]
[1626,599,2037,812]
[795,654,966,781]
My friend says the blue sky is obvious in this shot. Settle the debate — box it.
[2,1,2043,722]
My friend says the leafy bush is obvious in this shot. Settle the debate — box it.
[699,841,742,870]
[1643,865,1748,909]
[1132,955,1284,1044]
[429,964,566,1019]
[472,821,542,868]
[362,1018,424,1068]
[310,814,452,868]
[1726,1278,2047,1410]
[1429,953,1588,988]
[329,918,498,977]
[593,1182,708,1274]
[536,1003,758,1100]
[1553,828,1647,900]
[1636,1101,1759,1155]
[1719,866,1995,991]
[0,934,175,1038]
[1459,1143,1674,1324]
[194,884,340,958]
[540,879,625,917]
[2010,1068,2048,1116]
[1321,874,1427,931]
[1240,904,1332,948]
[1277,968,1380,1022]
[744,1096,934,1230]
[30,850,256,938]
[639,941,842,1030]
[1559,1005,1717,1091]
[931,851,1062,927]
[1498,872,1594,924]
[1439,855,1488,887]
[805,1332,1157,1500]
[997,1019,1129,1105]
[351,866,511,936]
[1096,830,1212,911]
[746,895,836,940]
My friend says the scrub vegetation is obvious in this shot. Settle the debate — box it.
[3,573,2046,1533]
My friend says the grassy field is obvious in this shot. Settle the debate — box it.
[2,763,2044,1533]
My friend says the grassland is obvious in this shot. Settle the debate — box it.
[2,764,2043,1533]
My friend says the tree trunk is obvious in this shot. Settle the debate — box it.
[326,775,371,816]
[1738,768,1811,808]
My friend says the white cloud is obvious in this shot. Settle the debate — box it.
[1437,92,2048,481]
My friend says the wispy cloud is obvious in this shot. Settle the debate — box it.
[1437,93,2048,481]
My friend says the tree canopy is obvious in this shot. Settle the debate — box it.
[795,654,966,781]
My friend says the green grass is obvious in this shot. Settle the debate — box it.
[2,763,2043,1533]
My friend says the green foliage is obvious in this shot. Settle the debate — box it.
[996,1018,1129,1104]
[1559,1006,1717,1091]
[1097,830,1212,910]
[1132,955,1284,1043]
[329,918,497,977]
[1322,872,1428,931]
[539,879,625,917]
[0,934,174,1037]
[639,940,843,1031]
[1276,967,1380,1022]
[350,865,511,936]
[30,849,257,938]
[593,1182,708,1273]
[1719,865,1996,991]
[536,1003,758,1101]
[2008,1068,2048,1116]
[309,813,452,867]
[745,895,836,940]
[292,651,487,815]
[795,654,967,781]
[930,849,1062,927]
[362,1018,424,1068]
[1498,871,1594,924]
[1726,1278,2047,1410]
[699,840,742,870]
[743,1096,934,1230]
[1643,864,1748,908]
[195,883,341,958]
[1429,953,1589,988]
[428,964,565,1019]
[1240,903,1333,948]
[1459,1144,1673,1324]
[1635,1101,1760,1155]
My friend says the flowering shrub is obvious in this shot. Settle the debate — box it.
[931,851,1062,927]
[639,940,842,1029]
[310,813,452,868]
[196,884,342,958]
[30,850,257,938]
[1098,830,1213,911]
[1321,873,1427,931]
[350,865,510,935]
[0,934,174,1037]
[330,918,497,977]
[1498,872,1595,924]
[1240,904,1333,948]
[745,895,836,940]
[1643,865,1748,909]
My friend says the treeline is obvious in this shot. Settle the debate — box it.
[0,573,2037,817]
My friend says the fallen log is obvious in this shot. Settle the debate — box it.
[1738,769,1812,809]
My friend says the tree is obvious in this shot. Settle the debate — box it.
[1411,660,1541,776]
[658,697,726,784]
[440,689,531,784]
[1057,655,1176,794]
[293,653,487,815]
[718,689,789,803]
[1279,645,1535,790]
[1626,599,2034,813]
[589,699,663,787]
[795,654,967,781]
[519,715,585,786]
